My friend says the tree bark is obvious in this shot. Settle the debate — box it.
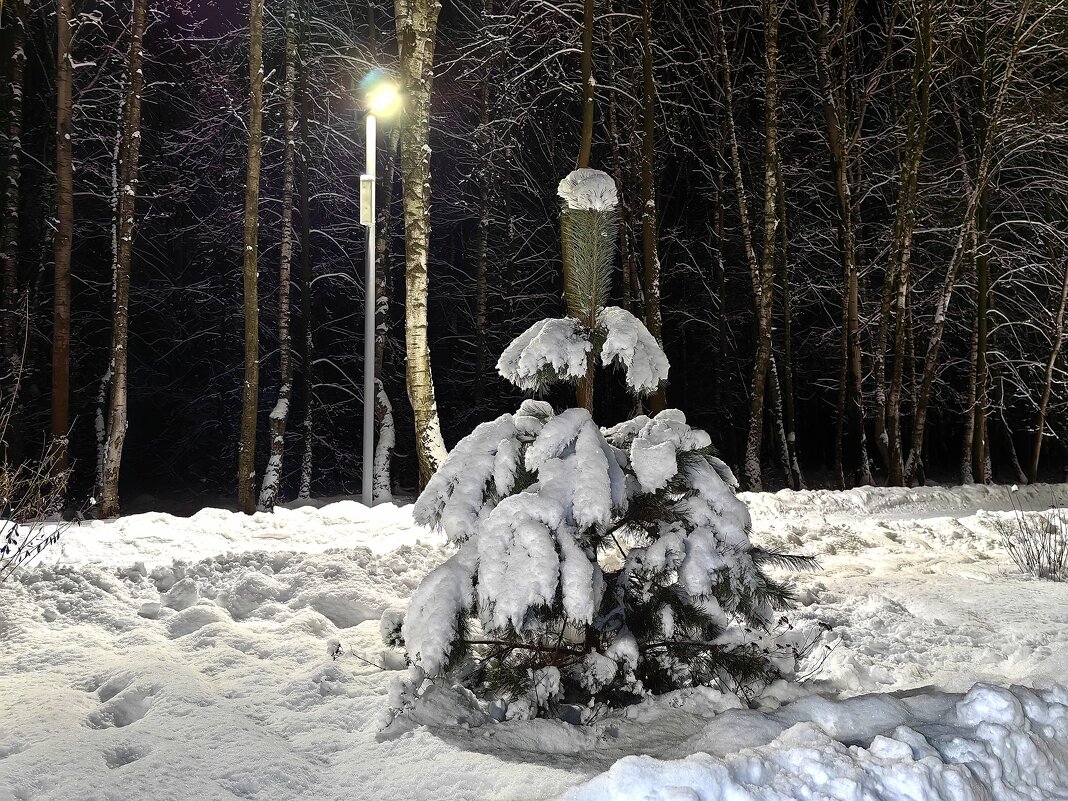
[740,0,780,491]
[258,0,298,511]
[396,0,448,486]
[1030,253,1068,484]
[237,0,265,513]
[577,0,595,170]
[51,0,74,474]
[2,0,27,380]
[884,0,933,485]
[99,0,149,518]
[297,36,314,500]
[903,0,1031,485]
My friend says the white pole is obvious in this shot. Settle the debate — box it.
[362,113,377,506]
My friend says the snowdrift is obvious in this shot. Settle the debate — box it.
[1,484,1067,800]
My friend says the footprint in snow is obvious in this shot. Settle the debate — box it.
[86,684,159,729]
[104,742,152,769]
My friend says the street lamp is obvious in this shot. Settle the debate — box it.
[359,71,401,506]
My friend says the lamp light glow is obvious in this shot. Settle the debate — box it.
[361,70,402,118]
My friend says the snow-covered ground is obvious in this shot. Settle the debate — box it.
[2,483,1067,800]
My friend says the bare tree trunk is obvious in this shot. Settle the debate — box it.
[1030,253,1068,483]
[99,0,149,518]
[2,0,27,379]
[373,128,400,502]
[884,0,933,485]
[971,186,990,483]
[237,0,265,514]
[606,0,634,314]
[778,176,802,489]
[961,304,978,483]
[51,0,74,474]
[297,46,314,500]
[258,0,298,511]
[741,0,781,491]
[397,0,448,486]
[577,0,595,169]
[640,0,665,413]
[903,0,1032,485]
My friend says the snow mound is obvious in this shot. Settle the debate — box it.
[497,317,592,391]
[557,168,618,211]
[560,682,1068,801]
[597,306,669,395]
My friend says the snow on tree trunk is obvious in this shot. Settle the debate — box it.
[397,0,448,487]
[99,0,149,519]
[258,0,299,512]
[237,0,265,514]
[372,379,395,503]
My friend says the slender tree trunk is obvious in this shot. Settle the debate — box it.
[2,0,27,380]
[741,0,781,491]
[639,0,664,413]
[884,0,933,485]
[51,0,74,474]
[258,0,298,511]
[709,0,776,489]
[606,0,634,314]
[903,0,1031,484]
[396,0,448,486]
[237,0,265,513]
[99,0,149,518]
[961,304,978,483]
[474,1,493,408]
[1030,255,1068,483]
[577,0,595,169]
[297,45,314,500]
[971,186,990,483]
[778,175,802,489]
[373,128,400,502]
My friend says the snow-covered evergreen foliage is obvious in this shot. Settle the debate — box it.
[391,170,811,719]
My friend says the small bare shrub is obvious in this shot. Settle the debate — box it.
[995,487,1068,582]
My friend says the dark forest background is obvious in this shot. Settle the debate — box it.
[1,0,1067,513]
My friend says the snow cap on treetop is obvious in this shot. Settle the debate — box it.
[557,168,618,212]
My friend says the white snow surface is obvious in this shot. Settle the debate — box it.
[497,317,592,392]
[557,169,618,211]
[597,306,669,396]
[3,483,1068,800]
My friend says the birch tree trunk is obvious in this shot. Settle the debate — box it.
[258,0,298,511]
[741,0,781,491]
[373,128,400,503]
[396,0,448,486]
[237,0,265,513]
[297,11,314,500]
[99,0,149,518]
[50,0,74,474]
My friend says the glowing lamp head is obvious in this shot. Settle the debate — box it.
[361,70,402,118]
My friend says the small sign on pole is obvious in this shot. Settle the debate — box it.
[359,175,375,227]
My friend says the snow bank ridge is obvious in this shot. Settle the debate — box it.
[561,682,1068,801]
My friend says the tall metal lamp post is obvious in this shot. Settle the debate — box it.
[360,72,401,506]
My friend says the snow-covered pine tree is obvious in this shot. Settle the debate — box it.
[390,169,812,720]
